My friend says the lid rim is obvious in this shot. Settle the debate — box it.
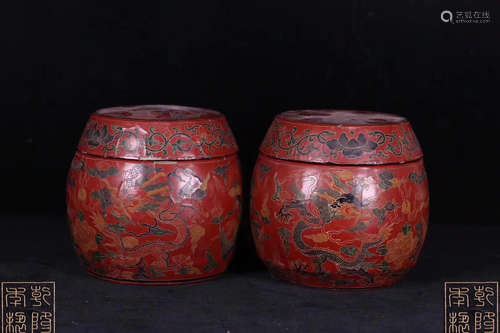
[258,151,424,167]
[276,115,410,128]
[93,104,224,123]
[258,150,424,166]
[277,109,409,126]
[77,150,240,162]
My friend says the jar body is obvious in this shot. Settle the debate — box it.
[67,152,242,285]
[250,154,429,288]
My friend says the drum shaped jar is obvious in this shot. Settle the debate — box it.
[66,105,242,285]
[250,110,429,288]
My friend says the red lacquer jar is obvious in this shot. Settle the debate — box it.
[66,105,242,285]
[250,110,429,288]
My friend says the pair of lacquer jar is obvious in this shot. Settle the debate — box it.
[66,105,429,288]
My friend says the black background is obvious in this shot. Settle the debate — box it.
[1,3,499,331]
[1,2,499,225]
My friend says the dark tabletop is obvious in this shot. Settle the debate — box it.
[1,215,498,333]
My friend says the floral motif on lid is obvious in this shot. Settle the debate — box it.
[260,110,423,165]
[78,105,238,161]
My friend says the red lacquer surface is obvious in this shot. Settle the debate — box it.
[260,110,422,165]
[67,106,242,284]
[251,110,429,288]
[78,105,238,161]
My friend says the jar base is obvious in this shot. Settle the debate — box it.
[86,270,225,286]
[269,271,401,289]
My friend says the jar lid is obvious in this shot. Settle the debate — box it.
[78,105,238,160]
[259,110,423,165]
